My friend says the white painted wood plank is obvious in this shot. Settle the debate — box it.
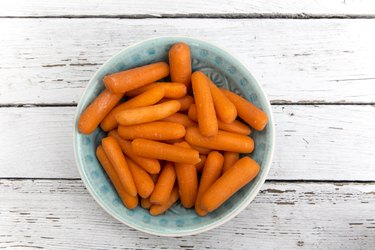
[272,105,375,181]
[1,0,375,16]
[1,19,375,104]
[0,180,374,248]
[1,105,374,180]
[0,107,75,178]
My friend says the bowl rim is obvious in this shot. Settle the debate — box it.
[73,36,275,237]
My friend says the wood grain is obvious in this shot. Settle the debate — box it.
[0,179,374,248]
[1,0,375,17]
[0,19,375,104]
[1,105,374,180]
[1,2,373,247]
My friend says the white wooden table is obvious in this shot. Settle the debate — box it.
[1,1,375,249]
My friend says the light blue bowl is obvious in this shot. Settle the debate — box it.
[73,37,275,236]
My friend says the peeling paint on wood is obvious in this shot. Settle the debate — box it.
[1,0,375,17]
[1,4,374,248]
[0,19,375,104]
[0,180,374,249]
[0,105,374,180]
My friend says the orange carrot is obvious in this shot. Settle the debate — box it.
[217,120,251,136]
[188,104,251,135]
[160,95,194,111]
[141,198,152,209]
[108,130,160,174]
[126,158,155,198]
[195,151,224,216]
[169,42,192,87]
[102,137,137,196]
[140,174,159,209]
[190,145,211,155]
[222,152,240,174]
[174,142,198,208]
[191,71,218,136]
[161,113,197,128]
[78,89,123,134]
[150,186,179,216]
[150,162,176,205]
[126,82,187,99]
[187,103,198,120]
[201,157,260,212]
[195,155,207,173]
[163,138,185,144]
[221,88,268,131]
[118,121,185,141]
[103,62,169,94]
[96,146,138,209]
[115,100,180,126]
[185,127,254,153]
[208,81,237,123]
[100,86,165,131]
[131,139,200,164]
[177,95,194,111]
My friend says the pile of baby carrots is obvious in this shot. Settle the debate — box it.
[78,42,268,216]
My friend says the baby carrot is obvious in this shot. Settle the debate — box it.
[217,120,251,136]
[102,137,137,197]
[126,82,187,99]
[150,186,179,216]
[208,81,237,123]
[187,103,197,120]
[191,71,218,136]
[188,104,251,135]
[140,174,159,209]
[169,42,192,87]
[221,88,268,131]
[176,95,194,111]
[160,95,194,111]
[195,151,224,216]
[185,127,254,153]
[108,130,160,174]
[195,155,207,173]
[115,100,181,126]
[118,121,186,141]
[150,162,176,205]
[126,158,155,198]
[103,62,169,94]
[161,113,197,128]
[201,157,260,212]
[162,82,187,99]
[100,85,165,131]
[190,145,211,155]
[141,198,152,209]
[78,89,123,134]
[96,146,138,209]
[163,138,185,144]
[174,142,198,208]
[222,152,240,174]
[131,139,200,165]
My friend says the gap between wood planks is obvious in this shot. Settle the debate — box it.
[1,13,375,19]
[2,178,374,184]
[0,102,374,108]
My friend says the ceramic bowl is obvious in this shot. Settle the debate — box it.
[73,37,275,236]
